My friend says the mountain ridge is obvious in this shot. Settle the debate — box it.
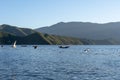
[35,21,120,40]
[0,24,36,36]
[0,23,119,45]
[0,24,85,45]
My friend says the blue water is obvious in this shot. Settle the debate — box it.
[0,45,120,80]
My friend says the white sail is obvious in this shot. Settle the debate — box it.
[12,41,16,48]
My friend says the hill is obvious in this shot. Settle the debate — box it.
[0,24,84,45]
[0,24,36,36]
[0,31,118,45]
[0,31,84,45]
[35,22,120,40]
[0,23,119,45]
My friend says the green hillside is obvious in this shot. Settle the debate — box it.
[0,24,35,36]
[43,33,83,45]
[0,31,19,44]
[0,24,84,45]
[0,24,119,45]
[0,32,84,45]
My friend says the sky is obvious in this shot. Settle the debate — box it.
[0,0,120,28]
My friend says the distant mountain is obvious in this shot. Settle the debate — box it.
[0,24,85,45]
[0,23,119,45]
[0,24,36,36]
[35,22,120,40]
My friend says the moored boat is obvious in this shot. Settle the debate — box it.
[59,45,69,48]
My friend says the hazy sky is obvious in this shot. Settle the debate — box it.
[0,0,120,28]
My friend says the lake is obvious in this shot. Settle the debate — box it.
[0,45,120,80]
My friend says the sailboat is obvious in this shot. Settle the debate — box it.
[12,41,17,48]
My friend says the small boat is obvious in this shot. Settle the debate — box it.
[33,45,38,49]
[84,48,90,53]
[12,41,17,48]
[59,45,69,48]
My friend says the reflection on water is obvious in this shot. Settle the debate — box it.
[0,45,120,80]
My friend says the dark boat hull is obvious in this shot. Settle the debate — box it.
[59,46,69,48]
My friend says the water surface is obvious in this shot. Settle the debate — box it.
[0,45,120,80]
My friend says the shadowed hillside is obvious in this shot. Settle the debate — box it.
[0,32,84,45]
